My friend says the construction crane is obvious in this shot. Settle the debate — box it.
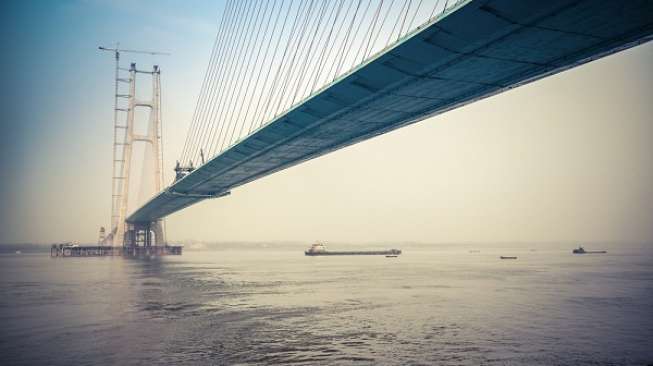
[98,43,170,245]
[99,43,170,83]
[99,44,171,64]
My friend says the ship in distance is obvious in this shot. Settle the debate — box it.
[305,243,401,256]
[572,246,607,254]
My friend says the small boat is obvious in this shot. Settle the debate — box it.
[572,246,607,254]
[500,256,517,259]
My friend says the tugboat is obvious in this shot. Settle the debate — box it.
[572,246,607,254]
[305,242,401,256]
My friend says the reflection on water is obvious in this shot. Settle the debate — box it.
[1,243,652,365]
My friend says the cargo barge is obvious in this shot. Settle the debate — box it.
[572,246,607,254]
[304,243,401,256]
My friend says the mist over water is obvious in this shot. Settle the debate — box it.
[1,242,652,365]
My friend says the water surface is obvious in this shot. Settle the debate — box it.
[1,243,652,365]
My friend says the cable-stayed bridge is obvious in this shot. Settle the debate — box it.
[106,0,653,246]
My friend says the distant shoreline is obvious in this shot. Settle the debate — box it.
[0,243,52,253]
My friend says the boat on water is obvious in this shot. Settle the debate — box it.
[572,246,607,254]
[500,256,517,259]
[305,243,401,256]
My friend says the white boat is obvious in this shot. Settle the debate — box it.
[305,242,327,255]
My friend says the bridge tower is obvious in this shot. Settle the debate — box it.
[109,62,166,247]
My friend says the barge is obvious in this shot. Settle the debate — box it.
[572,246,607,254]
[305,243,401,256]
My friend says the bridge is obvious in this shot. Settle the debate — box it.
[104,0,653,246]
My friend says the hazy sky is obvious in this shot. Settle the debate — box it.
[1,1,652,245]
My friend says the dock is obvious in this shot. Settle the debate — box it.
[50,244,182,257]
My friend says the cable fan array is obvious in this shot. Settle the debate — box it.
[179,0,465,167]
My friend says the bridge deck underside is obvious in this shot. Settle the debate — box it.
[128,0,653,223]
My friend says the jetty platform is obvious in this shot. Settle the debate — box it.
[50,244,182,257]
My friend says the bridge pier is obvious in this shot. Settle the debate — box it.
[124,220,165,247]
[120,220,182,256]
